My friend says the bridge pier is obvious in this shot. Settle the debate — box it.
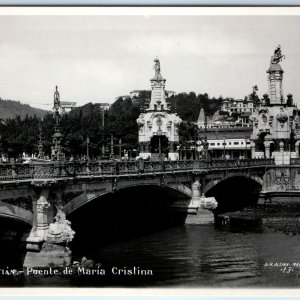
[186,179,217,224]
[24,189,73,269]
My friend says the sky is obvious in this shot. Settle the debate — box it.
[0,12,300,110]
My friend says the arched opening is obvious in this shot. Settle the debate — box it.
[256,132,266,153]
[205,176,262,214]
[67,185,190,258]
[270,142,275,157]
[150,135,169,160]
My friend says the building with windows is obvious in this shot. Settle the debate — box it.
[60,101,77,114]
[198,127,252,159]
[221,97,254,115]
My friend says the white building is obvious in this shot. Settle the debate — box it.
[137,58,181,160]
[221,98,254,115]
[60,101,77,114]
[250,46,298,165]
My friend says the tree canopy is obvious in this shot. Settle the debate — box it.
[0,92,241,160]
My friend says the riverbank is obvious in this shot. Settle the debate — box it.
[217,203,300,235]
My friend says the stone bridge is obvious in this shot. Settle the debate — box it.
[0,158,297,267]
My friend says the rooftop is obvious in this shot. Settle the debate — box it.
[198,126,252,139]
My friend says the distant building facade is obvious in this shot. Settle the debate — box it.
[194,108,251,159]
[60,101,77,114]
[221,98,254,115]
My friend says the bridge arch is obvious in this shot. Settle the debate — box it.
[64,182,192,216]
[66,183,192,257]
[0,200,33,225]
[205,175,263,213]
[204,174,263,195]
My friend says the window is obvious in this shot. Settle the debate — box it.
[229,142,231,145]
[154,104,157,110]
[234,142,239,145]
[217,143,220,146]
[210,143,215,146]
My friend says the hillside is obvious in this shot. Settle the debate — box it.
[0,98,49,119]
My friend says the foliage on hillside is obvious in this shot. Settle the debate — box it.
[0,98,48,120]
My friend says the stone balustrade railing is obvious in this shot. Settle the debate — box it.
[0,158,275,181]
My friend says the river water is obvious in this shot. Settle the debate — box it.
[7,223,300,288]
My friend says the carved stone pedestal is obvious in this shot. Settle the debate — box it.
[24,195,75,268]
[24,243,72,268]
[185,208,215,224]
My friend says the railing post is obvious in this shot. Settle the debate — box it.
[11,158,16,179]
[86,159,90,173]
[30,162,35,178]
[53,160,61,177]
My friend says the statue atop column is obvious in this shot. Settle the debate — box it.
[53,85,60,110]
[153,57,161,77]
[271,45,285,64]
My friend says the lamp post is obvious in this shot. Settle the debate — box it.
[102,108,105,157]
[157,128,162,160]
[110,134,114,159]
[86,136,90,161]
[223,136,226,159]
[52,86,64,161]
[119,138,122,160]
[0,134,2,162]
[202,107,209,160]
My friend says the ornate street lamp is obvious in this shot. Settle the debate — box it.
[119,138,122,160]
[37,125,44,159]
[86,136,90,161]
[201,109,209,160]
[110,134,114,159]
[157,128,162,160]
[51,86,64,161]
[223,136,226,159]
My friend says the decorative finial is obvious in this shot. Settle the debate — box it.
[271,45,285,64]
[153,57,161,77]
[54,85,60,110]
[252,85,258,93]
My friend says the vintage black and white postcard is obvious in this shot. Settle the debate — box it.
[0,7,300,294]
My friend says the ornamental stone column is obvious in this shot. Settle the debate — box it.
[250,141,256,158]
[264,141,272,159]
[279,141,284,152]
[36,190,51,239]
[186,179,217,224]
[188,180,201,214]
